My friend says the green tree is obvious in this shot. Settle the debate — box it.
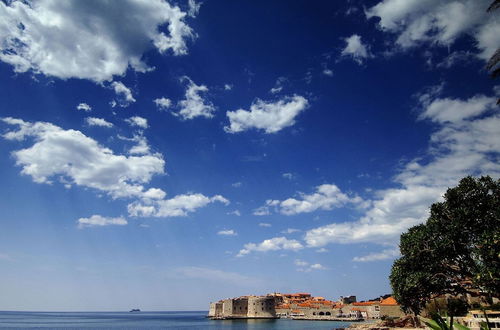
[390,176,500,315]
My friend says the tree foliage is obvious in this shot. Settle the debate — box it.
[390,176,500,315]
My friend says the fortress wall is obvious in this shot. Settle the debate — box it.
[247,296,276,318]
[232,298,248,316]
[222,299,233,317]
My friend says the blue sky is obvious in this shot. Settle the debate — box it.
[0,0,499,311]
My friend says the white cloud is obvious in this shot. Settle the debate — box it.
[258,223,272,227]
[231,182,242,188]
[282,172,294,180]
[111,82,136,107]
[85,117,113,128]
[187,0,202,17]
[227,210,241,216]
[174,77,215,120]
[0,0,194,82]
[237,236,304,257]
[76,103,92,112]
[366,0,499,60]
[217,229,237,236]
[281,228,300,234]
[341,34,372,64]
[253,207,270,216]
[77,215,127,228]
[323,69,334,77]
[316,248,328,253]
[294,259,309,267]
[125,116,149,129]
[2,118,229,220]
[1,118,164,199]
[294,259,327,272]
[154,97,172,110]
[118,134,151,155]
[258,184,365,216]
[127,193,229,217]
[305,89,500,247]
[353,248,400,262]
[225,95,309,134]
[418,94,496,123]
[224,84,233,91]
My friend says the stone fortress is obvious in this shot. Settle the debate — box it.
[208,292,403,320]
[208,295,277,319]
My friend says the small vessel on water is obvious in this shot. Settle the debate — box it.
[129,309,141,312]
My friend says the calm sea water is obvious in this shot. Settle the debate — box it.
[0,311,354,329]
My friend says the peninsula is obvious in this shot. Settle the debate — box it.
[208,292,403,321]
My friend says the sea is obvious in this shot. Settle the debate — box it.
[0,311,354,329]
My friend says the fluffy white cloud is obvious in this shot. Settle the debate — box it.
[305,89,500,247]
[154,97,172,110]
[257,184,365,216]
[85,117,113,128]
[127,193,229,217]
[125,116,148,129]
[77,215,128,228]
[419,94,496,123]
[282,172,294,180]
[366,0,499,60]
[237,236,304,257]
[111,82,136,107]
[174,77,215,120]
[341,34,372,64]
[217,229,237,236]
[225,95,309,133]
[76,103,92,112]
[1,118,164,199]
[118,134,151,155]
[353,248,400,262]
[2,118,229,220]
[0,0,194,82]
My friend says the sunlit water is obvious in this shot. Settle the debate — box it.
[0,311,354,329]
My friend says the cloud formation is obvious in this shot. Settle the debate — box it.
[111,82,136,108]
[85,117,113,128]
[77,215,128,228]
[341,34,372,64]
[256,184,365,216]
[125,116,149,129]
[76,103,92,112]
[366,0,499,60]
[217,229,237,236]
[305,89,500,247]
[2,118,228,220]
[237,236,303,257]
[0,0,194,82]
[225,95,309,133]
[174,77,215,120]
[353,248,400,262]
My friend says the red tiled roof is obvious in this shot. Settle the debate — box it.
[380,297,398,306]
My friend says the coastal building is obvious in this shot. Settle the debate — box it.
[209,292,404,321]
[208,295,277,319]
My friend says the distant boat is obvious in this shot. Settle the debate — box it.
[129,309,141,312]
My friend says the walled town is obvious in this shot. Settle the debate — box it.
[208,292,403,320]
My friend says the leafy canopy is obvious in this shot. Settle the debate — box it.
[390,176,500,315]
